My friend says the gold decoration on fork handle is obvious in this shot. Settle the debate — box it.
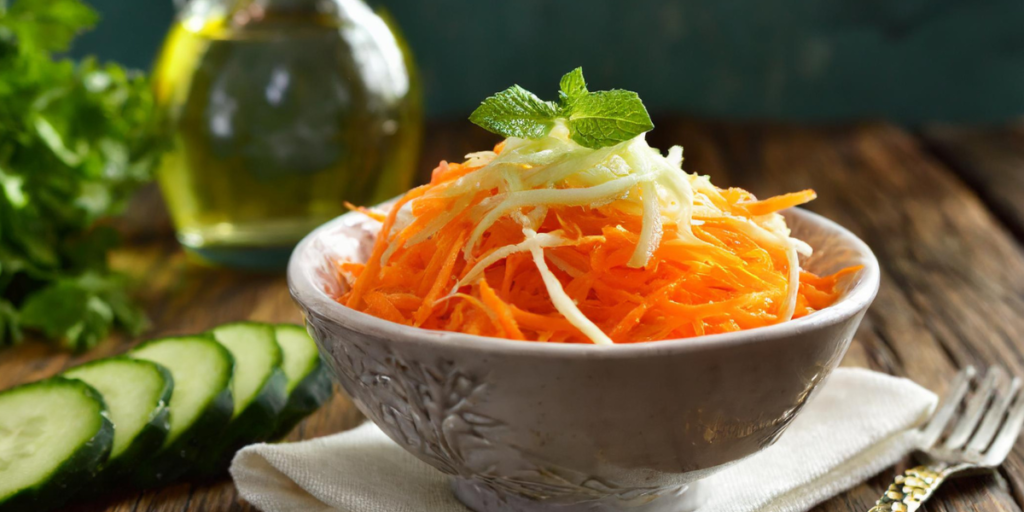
[869,466,946,512]
[867,366,1024,510]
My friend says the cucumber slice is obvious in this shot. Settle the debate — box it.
[0,378,113,512]
[271,324,333,439]
[195,322,288,475]
[129,335,234,486]
[63,357,172,473]
[213,322,287,424]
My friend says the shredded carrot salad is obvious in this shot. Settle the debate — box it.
[336,127,860,344]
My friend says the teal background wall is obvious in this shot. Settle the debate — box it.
[71,0,1024,123]
[70,0,174,71]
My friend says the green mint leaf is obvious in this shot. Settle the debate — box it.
[566,90,654,149]
[469,85,558,139]
[468,68,655,149]
[558,67,588,107]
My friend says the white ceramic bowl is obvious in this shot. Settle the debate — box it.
[288,207,880,512]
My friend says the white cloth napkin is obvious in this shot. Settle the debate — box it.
[231,368,937,512]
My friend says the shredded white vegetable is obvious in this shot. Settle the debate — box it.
[628,180,661,268]
[465,170,660,257]
[780,244,800,321]
[376,126,812,344]
[523,228,614,345]
[454,232,572,291]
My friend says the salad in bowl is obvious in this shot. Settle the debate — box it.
[288,69,878,512]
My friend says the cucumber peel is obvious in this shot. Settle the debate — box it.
[129,335,234,486]
[272,324,333,439]
[0,323,331,499]
[196,322,288,475]
[63,357,172,472]
[0,378,113,512]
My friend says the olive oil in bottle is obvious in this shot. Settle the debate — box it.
[153,0,421,269]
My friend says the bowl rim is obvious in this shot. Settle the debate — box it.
[287,207,880,359]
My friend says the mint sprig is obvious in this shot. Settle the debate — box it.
[468,85,557,140]
[558,67,587,106]
[470,68,654,149]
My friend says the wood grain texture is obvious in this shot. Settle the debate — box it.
[647,120,1024,512]
[922,121,1024,242]
[1,119,1023,511]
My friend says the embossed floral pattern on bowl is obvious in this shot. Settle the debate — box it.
[288,207,880,512]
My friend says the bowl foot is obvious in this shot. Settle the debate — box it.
[451,478,705,512]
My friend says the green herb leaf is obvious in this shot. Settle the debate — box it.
[469,85,558,139]
[0,0,160,350]
[16,274,145,351]
[567,90,654,149]
[0,299,21,344]
[19,281,90,341]
[2,0,97,53]
[468,68,654,149]
[558,67,588,107]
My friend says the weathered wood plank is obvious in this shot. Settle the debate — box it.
[0,238,363,512]
[647,120,1024,511]
[4,120,1024,511]
[921,121,1024,242]
[920,119,1024,512]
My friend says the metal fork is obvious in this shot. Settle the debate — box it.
[869,366,1024,512]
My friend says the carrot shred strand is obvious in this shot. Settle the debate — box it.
[337,141,857,344]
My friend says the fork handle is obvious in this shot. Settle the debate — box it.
[868,465,948,512]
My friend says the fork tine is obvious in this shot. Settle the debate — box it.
[921,366,976,448]
[968,374,1020,454]
[983,382,1024,466]
[946,367,1003,449]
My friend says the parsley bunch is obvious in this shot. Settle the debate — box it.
[0,0,161,350]
[469,68,655,149]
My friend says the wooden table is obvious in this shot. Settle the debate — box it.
[2,118,1023,512]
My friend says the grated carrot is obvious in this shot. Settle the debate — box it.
[336,134,860,344]
[344,202,387,222]
[742,189,817,216]
[345,185,426,310]
[479,279,525,340]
